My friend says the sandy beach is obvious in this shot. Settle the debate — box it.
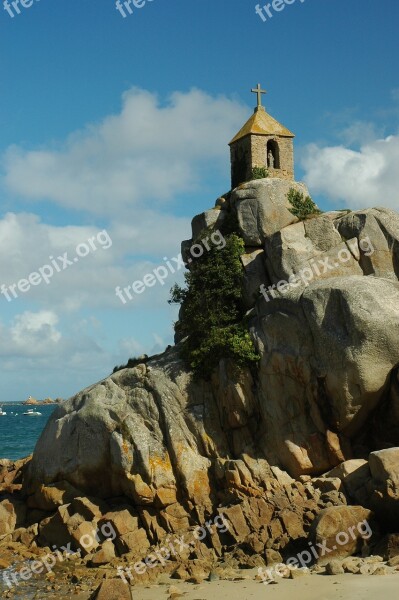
[131,572,399,600]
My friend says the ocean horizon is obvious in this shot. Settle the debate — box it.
[0,404,57,460]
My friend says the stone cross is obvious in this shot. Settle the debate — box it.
[251,83,267,108]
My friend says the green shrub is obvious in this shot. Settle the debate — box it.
[185,324,259,377]
[169,234,259,378]
[287,188,321,220]
[251,166,269,180]
[112,355,148,373]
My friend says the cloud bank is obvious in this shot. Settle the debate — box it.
[3,88,247,216]
[302,133,399,209]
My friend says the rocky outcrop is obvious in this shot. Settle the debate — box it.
[335,207,399,279]
[25,178,399,512]
[3,177,399,590]
[310,505,373,564]
[0,456,30,494]
[252,276,399,475]
[23,396,57,405]
[230,178,307,245]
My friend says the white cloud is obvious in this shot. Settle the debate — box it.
[3,88,247,217]
[0,311,61,358]
[0,211,187,311]
[302,134,399,209]
[0,309,108,376]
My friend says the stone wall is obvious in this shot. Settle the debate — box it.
[230,134,294,188]
[251,134,294,181]
[230,137,252,188]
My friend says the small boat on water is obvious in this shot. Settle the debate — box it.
[23,408,42,416]
[0,405,6,416]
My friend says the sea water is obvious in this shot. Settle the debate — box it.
[0,404,57,460]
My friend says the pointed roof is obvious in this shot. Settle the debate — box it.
[229,106,295,145]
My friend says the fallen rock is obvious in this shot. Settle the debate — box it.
[90,578,132,600]
[312,478,343,494]
[0,500,17,537]
[309,505,373,564]
[27,481,82,511]
[373,533,399,560]
[0,499,25,537]
[342,556,362,573]
[90,539,116,566]
[368,448,399,525]
[326,559,345,575]
[324,460,370,501]
[114,527,150,556]
[98,509,139,537]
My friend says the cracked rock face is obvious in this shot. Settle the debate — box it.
[231,178,307,245]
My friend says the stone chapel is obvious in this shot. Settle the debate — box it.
[229,84,295,188]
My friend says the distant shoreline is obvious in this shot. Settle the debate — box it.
[0,399,62,405]
[0,400,61,406]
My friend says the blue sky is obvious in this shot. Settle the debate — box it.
[0,0,398,401]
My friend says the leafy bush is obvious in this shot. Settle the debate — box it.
[287,188,321,220]
[112,355,148,373]
[186,324,259,376]
[169,234,259,378]
[251,166,269,180]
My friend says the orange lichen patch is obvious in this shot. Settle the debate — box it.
[121,439,130,455]
[229,107,294,145]
[148,453,173,476]
[189,470,211,502]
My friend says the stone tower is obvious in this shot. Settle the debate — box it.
[229,84,295,189]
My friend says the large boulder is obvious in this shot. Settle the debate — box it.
[251,276,399,476]
[0,500,18,537]
[367,448,399,525]
[191,208,225,239]
[310,505,373,564]
[264,214,344,283]
[335,207,399,279]
[25,348,213,515]
[90,579,132,600]
[263,208,369,291]
[324,460,370,501]
[231,178,309,245]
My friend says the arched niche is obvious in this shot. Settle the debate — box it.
[267,139,280,169]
